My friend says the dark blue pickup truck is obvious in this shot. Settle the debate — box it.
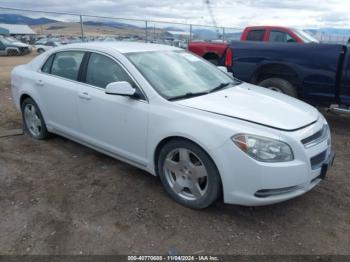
[218,41,350,112]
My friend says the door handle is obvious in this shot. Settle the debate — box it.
[35,79,44,86]
[78,92,91,100]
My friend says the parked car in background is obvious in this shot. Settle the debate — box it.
[0,36,31,56]
[11,42,334,208]
[188,26,319,65]
[35,41,62,54]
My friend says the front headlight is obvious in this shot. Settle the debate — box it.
[232,134,294,162]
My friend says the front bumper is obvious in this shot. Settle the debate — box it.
[211,123,334,206]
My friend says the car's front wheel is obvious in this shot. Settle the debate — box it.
[21,97,49,140]
[157,139,222,209]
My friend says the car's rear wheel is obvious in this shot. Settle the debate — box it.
[157,139,221,209]
[258,77,297,98]
[37,48,45,54]
[21,97,49,140]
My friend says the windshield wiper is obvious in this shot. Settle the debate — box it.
[168,91,208,101]
[209,82,232,93]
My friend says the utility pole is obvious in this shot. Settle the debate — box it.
[80,15,85,41]
[205,0,221,38]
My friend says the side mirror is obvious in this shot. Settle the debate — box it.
[105,81,136,97]
[217,66,228,73]
[217,65,234,78]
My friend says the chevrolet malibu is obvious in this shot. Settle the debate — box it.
[11,42,335,209]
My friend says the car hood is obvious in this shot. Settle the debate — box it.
[176,83,319,131]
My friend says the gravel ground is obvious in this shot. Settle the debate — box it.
[0,54,349,255]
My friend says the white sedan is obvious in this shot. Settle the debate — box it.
[35,41,61,54]
[11,42,334,208]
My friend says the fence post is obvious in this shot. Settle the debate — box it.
[222,27,225,42]
[80,15,85,41]
[153,25,156,42]
[189,24,192,42]
[145,20,148,43]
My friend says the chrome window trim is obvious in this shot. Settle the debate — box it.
[37,48,149,103]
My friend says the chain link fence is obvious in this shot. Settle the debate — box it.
[0,6,242,50]
[1,6,349,51]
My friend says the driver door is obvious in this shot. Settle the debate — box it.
[76,52,149,165]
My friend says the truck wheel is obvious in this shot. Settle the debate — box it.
[258,78,297,98]
[207,58,219,65]
[203,53,219,65]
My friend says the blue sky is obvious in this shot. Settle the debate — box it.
[0,0,349,28]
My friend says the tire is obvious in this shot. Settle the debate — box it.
[37,48,45,54]
[157,139,222,209]
[21,97,50,140]
[203,53,219,65]
[6,49,19,56]
[258,78,297,98]
[207,58,219,65]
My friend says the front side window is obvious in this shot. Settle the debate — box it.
[269,31,296,43]
[292,29,319,43]
[85,53,135,89]
[246,30,265,41]
[51,51,84,81]
[126,51,238,100]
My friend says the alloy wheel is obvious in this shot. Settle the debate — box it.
[163,148,209,201]
[24,103,42,137]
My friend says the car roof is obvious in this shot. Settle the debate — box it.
[57,41,181,54]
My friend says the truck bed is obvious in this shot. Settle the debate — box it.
[228,41,346,105]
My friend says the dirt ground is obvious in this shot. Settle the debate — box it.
[0,54,349,255]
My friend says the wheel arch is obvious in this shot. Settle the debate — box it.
[203,52,220,64]
[19,93,48,127]
[153,136,220,178]
[250,63,302,88]
[20,93,32,107]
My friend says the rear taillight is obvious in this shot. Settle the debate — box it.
[225,48,232,68]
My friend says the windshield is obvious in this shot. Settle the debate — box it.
[126,50,238,100]
[293,29,319,43]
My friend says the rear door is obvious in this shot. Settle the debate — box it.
[76,52,149,165]
[38,50,85,136]
[245,29,266,42]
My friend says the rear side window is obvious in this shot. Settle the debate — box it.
[41,54,54,73]
[269,31,296,43]
[51,51,84,81]
[85,53,134,89]
[246,30,265,41]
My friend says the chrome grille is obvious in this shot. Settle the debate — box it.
[310,150,327,170]
[301,124,329,148]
